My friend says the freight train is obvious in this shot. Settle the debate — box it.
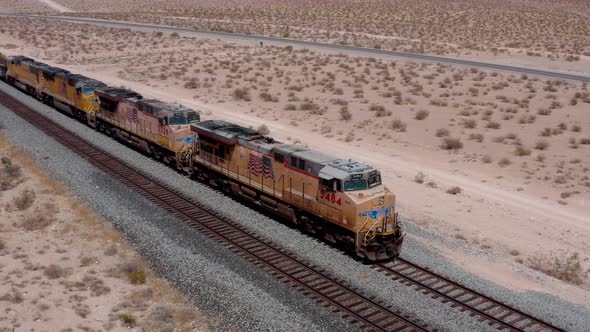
[0,54,404,261]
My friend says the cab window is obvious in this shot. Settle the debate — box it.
[344,180,367,191]
[168,114,187,125]
[82,86,94,96]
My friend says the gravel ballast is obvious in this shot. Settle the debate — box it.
[1,80,588,331]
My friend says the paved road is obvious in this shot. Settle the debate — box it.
[2,13,590,83]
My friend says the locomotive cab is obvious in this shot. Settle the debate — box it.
[320,161,404,261]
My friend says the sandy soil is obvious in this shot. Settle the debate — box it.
[0,134,209,331]
[0,16,589,308]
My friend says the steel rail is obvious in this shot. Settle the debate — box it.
[375,259,564,332]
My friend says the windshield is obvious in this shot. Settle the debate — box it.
[344,179,367,191]
[169,114,187,125]
[82,86,94,96]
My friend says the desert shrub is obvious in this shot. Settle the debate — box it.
[537,108,552,116]
[485,121,501,129]
[232,88,251,101]
[183,79,199,89]
[498,158,511,167]
[44,264,67,279]
[414,172,426,184]
[390,119,407,132]
[21,210,54,231]
[514,146,531,156]
[463,119,477,129]
[300,101,319,111]
[527,252,588,285]
[257,124,270,135]
[119,313,137,327]
[571,125,581,132]
[509,250,520,256]
[259,92,278,102]
[534,140,549,150]
[468,133,483,142]
[13,189,36,211]
[441,137,463,150]
[339,107,352,121]
[414,110,429,120]
[481,155,492,163]
[284,104,297,111]
[435,128,449,137]
[579,138,590,145]
[446,186,462,195]
[128,270,146,285]
[539,128,552,137]
[0,238,5,250]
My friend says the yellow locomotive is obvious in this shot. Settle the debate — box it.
[6,56,105,124]
[189,121,404,261]
[1,54,404,261]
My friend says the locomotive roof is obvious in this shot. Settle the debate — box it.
[138,99,193,114]
[192,120,260,144]
[66,74,106,88]
[96,87,143,101]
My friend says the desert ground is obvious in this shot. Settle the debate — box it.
[0,7,589,309]
[0,132,208,331]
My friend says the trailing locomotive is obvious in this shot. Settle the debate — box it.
[0,54,404,261]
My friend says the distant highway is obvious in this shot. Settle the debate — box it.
[2,13,590,83]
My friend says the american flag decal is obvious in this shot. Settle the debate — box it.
[248,153,273,178]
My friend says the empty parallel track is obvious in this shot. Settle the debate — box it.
[0,88,428,332]
[375,259,564,332]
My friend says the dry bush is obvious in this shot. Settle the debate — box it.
[0,238,5,250]
[537,108,552,116]
[468,133,483,143]
[441,137,463,150]
[527,252,588,285]
[571,125,581,132]
[390,119,407,132]
[0,157,23,191]
[339,107,352,121]
[414,110,429,120]
[119,260,147,285]
[44,264,67,279]
[481,155,492,163]
[463,119,477,129]
[13,189,36,211]
[21,208,54,231]
[232,88,251,101]
[257,124,270,135]
[0,288,23,304]
[435,128,449,137]
[414,172,426,184]
[104,244,118,256]
[370,104,391,117]
[514,146,531,156]
[128,270,147,285]
[498,158,512,167]
[446,186,462,195]
[580,138,590,145]
[284,103,297,111]
[534,140,549,150]
[485,121,501,129]
[259,92,278,102]
[120,313,137,327]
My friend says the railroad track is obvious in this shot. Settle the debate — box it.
[0,88,428,332]
[374,259,564,332]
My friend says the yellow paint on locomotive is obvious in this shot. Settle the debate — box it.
[7,61,37,87]
[98,100,193,154]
